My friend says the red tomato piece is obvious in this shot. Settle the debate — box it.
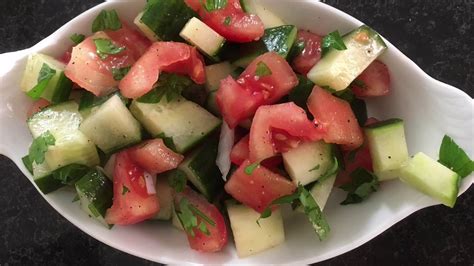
[187,0,264,43]
[119,42,206,99]
[225,160,296,212]
[248,102,324,162]
[59,48,72,64]
[351,60,390,98]
[105,151,159,225]
[216,52,298,128]
[174,188,228,252]
[307,86,364,150]
[292,30,323,75]
[230,135,250,165]
[65,25,150,97]
[128,139,184,175]
[27,99,50,118]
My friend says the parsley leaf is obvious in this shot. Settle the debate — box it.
[137,73,193,103]
[112,66,131,81]
[318,156,340,182]
[255,61,272,77]
[298,185,330,240]
[52,164,90,185]
[224,16,231,26]
[122,185,130,195]
[203,0,228,12]
[244,162,260,175]
[321,30,347,56]
[340,168,379,205]
[27,63,57,99]
[438,135,474,178]
[93,38,125,60]
[176,198,215,237]
[70,33,85,45]
[92,9,122,33]
[257,192,301,225]
[351,79,367,89]
[168,169,187,193]
[28,131,56,164]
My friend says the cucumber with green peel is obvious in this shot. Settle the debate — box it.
[75,169,113,227]
[226,201,285,258]
[27,101,100,172]
[205,62,236,93]
[180,17,226,59]
[307,25,387,91]
[399,152,460,207]
[79,91,129,119]
[20,53,72,103]
[32,161,63,194]
[80,95,142,154]
[135,0,197,41]
[282,141,336,186]
[364,119,409,181]
[240,0,286,28]
[130,97,221,153]
[178,137,223,200]
[206,91,220,116]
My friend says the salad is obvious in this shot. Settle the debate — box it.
[19,0,474,258]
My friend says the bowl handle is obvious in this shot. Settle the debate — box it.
[0,49,31,158]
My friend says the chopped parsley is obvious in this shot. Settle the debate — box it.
[317,156,340,182]
[321,30,347,56]
[203,0,228,12]
[255,61,272,77]
[438,135,474,179]
[340,168,379,205]
[70,33,85,45]
[27,63,56,99]
[28,131,56,164]
[168,169,187,193]
[223,16,231,26]
[244,162,260,175]
[176,198,215,237]
[92,9,122,33]
[122,185,130,195]
[93,38,125,60]
[137,73,193,103]
[112,66,131,81]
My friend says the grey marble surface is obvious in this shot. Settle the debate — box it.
[0,0,473,265]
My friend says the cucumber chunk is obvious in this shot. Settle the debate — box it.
[27,101,100,171]
[365,119,409,181]
[135,0,197,41]
[178,138,223,200]
[152,177,174,220]
[282,141,335,186]
[79,91,129,119]
[80,95,142,154]
[130,97,221,153]
[399,152,459,207]
[20,53,72,103]
[204,62,236,115]
[227,202,285,258]
[240,0,286,28]
[32,161,63,194]
[75,169,113,227]
[180,17,226,58]
[308,25,387,91]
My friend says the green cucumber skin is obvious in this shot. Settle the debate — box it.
[49,72,73,104]
[75,170,113,218]
[365,118,403,129]
[140,0,197,41]
[34,175,64,194]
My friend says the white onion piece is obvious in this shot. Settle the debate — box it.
[216,122,235,181]
[144,171,157,195]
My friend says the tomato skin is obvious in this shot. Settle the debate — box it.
[27,99,50,118]
[307,86,364,150]
[225,160,296,213]
[119,42,206,99]
[292,30,323,75]
[216,52,298,128]
[105,151,159,225]
[174,188,228,252]
[128,139,184,175]
[249,102,324,162]
[351,60,390,98]
[187,0,264,43]
[230,135,250,165]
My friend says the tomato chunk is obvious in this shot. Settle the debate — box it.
[249,102,324,162]
[225,160,296,213]
[307,86,364,150]
[351,60,390,98]
[186,0,264,43]
[292,30,323,75]
[216,52,298,128]
[27,99,50,118]
[230,135,250,165]
[128,139,184,175]
[65,24,150,96]
[119,42,206,99]
[174,188,228,252]
[105,151,159,225]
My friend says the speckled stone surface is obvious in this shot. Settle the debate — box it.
[0,0,472,265]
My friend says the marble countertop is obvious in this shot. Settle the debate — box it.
[0,0,472,265]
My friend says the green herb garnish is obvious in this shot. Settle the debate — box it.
[92,9,122,33]
[255,61,272,77]
[112,66,131,81]
[70,33,85,45]
[340,168,379,205]
[168,169,187,193]
[438,135,474,179]
[318,156,340,182]
[203,0,228,12]
[224,16,231,26]
[27,63,56,99]
[137,73,193,103]
[321,30,347,56]
[28,131,56,164]
[93,38,125,60]
[176,198,215,237]
[244,162,260,175]
[122,185,130,195]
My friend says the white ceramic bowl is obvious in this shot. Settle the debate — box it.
[0,0,473,264]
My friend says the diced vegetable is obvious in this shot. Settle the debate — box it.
[180,17,226,58]
[152,177,175,220]
[128,139,184,175]
[291,30,323,75]
[240,0,286,28]
[230,135,250,165]
[351,60,390,98]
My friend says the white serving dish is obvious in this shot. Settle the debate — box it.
[0,0,472,264]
